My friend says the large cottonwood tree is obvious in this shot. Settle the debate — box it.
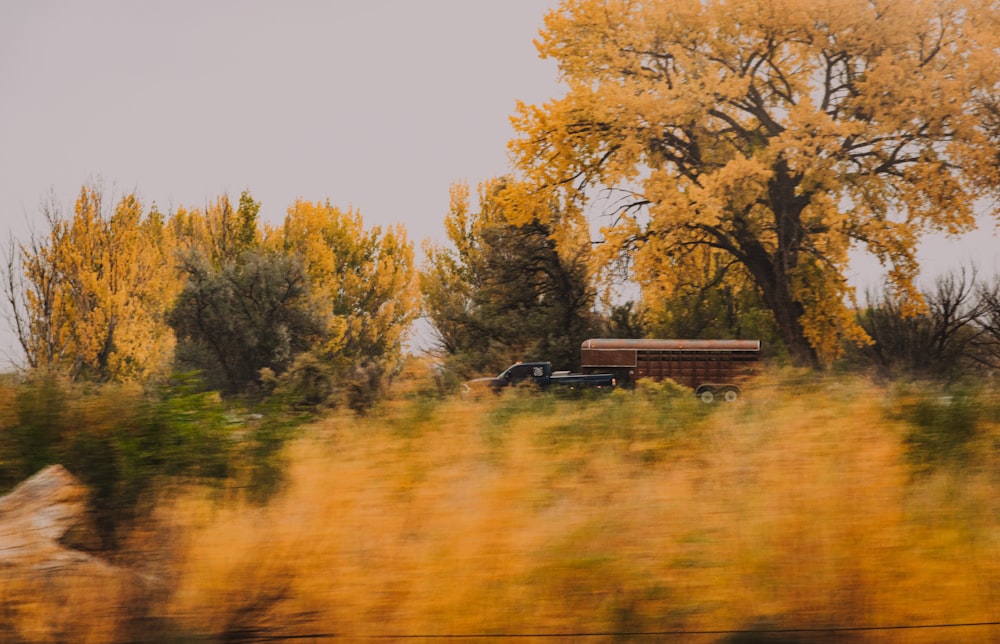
[509,0,1000,366]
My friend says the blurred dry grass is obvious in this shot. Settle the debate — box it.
[3,367,1000,642]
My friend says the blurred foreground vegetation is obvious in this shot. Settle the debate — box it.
[1,363,1000,642]
[0,371,304,551]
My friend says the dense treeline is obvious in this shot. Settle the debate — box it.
[2,175,998,555]
[3,185,417,408]
[7,0,1000,391]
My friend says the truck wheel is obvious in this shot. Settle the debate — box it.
[722,388,739,403]
[699,388,716,404]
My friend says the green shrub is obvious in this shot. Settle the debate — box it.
[61,374,234,547]
[634,377,693,400]
[894,383,982,471]
[0,373,69,490]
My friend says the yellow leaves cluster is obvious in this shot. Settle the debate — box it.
[20,186,181,382]
[792,260,870,363]
[169,192,261,264]
[269,200,418,372]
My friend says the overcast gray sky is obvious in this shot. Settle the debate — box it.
[1,1,560,236]
[1,1,998,367]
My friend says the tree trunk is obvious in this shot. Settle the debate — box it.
[757,166,821,368]
[764,279,821,368]
[737,224,820,369]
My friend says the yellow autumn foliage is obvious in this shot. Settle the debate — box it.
[510,0,1000,365]
[267,199,419,373]
[16,185,181,382]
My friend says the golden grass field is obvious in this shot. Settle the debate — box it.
[3,366,1000,642]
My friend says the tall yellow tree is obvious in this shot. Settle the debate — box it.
[510,0,1000,366]
[169,190,261,265]
[269,200,419,380]
[6,184,181,381]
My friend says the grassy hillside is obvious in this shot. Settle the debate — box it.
[3,369,1000,642]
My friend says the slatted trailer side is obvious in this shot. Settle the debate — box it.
[580,338,761,402]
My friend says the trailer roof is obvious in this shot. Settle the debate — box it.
[581,338,761,352]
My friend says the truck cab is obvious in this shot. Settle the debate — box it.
[497,362,552,386]
[466,362,553,391]
[463,361,616,394]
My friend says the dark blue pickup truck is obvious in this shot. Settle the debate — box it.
[464,361,616,394]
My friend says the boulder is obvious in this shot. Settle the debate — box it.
[0,464,114,576]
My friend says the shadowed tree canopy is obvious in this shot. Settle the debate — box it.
[421,178,599,375]
[509,0,1000,366]
[169,248,322,395]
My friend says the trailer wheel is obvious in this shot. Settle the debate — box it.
[722,387,739,403]
[698,388,716,404]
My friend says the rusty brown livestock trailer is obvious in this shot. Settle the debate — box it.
[580,338,761,402]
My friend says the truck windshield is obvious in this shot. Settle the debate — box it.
[502,364,543,381]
